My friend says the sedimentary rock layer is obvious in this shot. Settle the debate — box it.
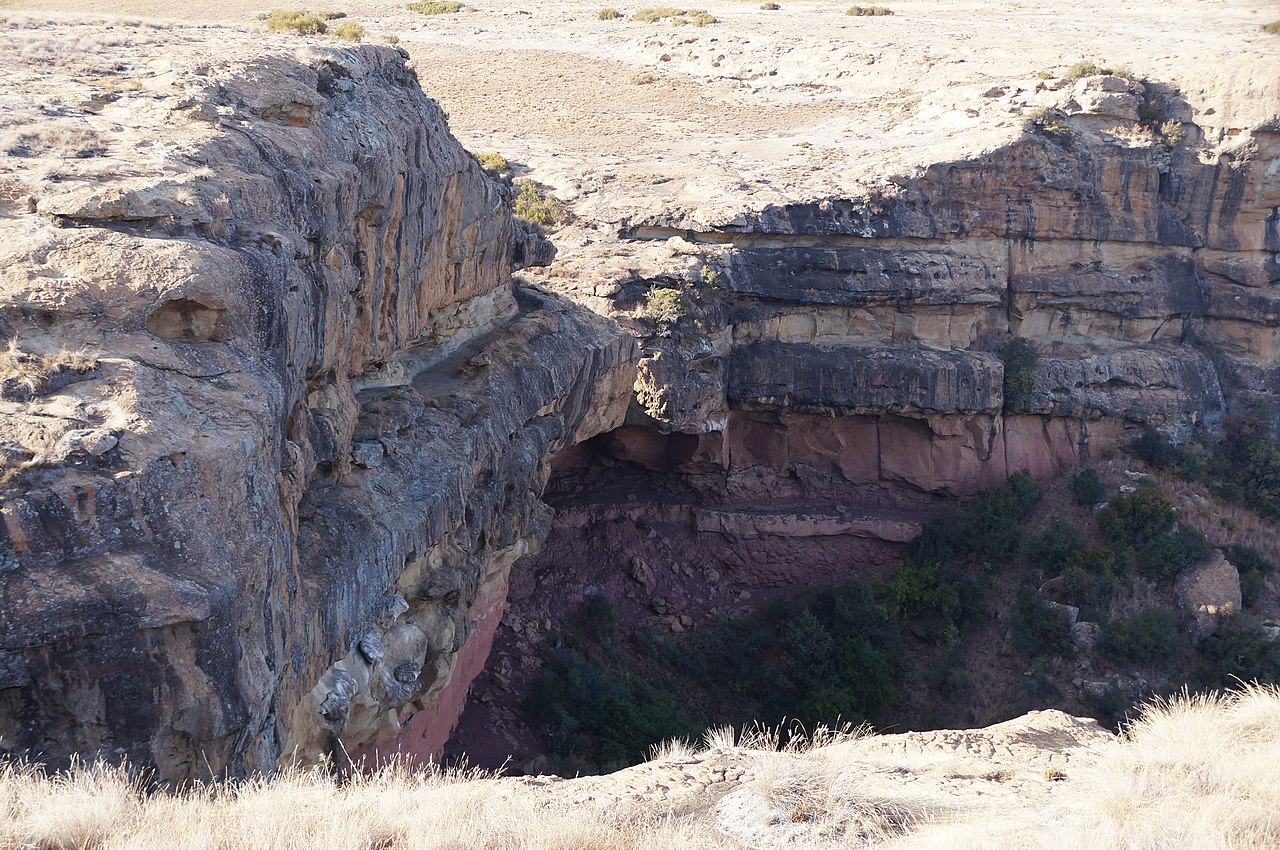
[0,33,633,781]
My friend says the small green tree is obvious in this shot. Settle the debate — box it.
[1000,337,1039,412]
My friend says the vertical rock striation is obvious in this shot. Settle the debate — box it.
[0,32,634,780]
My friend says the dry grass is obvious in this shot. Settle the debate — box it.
[2,124,105,158]
[2,692,1278,849]
[0,339,98,401]
[1048,685,1280,850]
[0,759,731,850]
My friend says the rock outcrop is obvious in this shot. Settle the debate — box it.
[0,28,633,781]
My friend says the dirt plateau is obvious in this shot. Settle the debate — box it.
[0,16,1278,781]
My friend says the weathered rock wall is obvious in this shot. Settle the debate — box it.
[596,75,1277,497]
[0,33,634,781]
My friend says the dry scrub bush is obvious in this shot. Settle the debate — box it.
[847,5,893,15]
[629,72,658,84]
[332,20,365,41]
[266,10,328,34]
[513,178,567,227]
[408,1,465,14]
[598,7,623,19]
[632,7,717,25]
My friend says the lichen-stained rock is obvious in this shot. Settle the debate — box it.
[0,28,635,782]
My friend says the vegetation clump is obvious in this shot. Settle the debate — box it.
[597,7,623,19]
[1024,106,1073,143]
[0,341,99,402]
[475,151,512,179]
[513,178,567,228]
[1064,60,1132,80]
[1262,20,1280,35]
[847,4,892,14]
[629,72,658,85]
[266,9,329,33]
[760,2,780,9]
[407,0,464,13]
[999,336,1039,412]
[632,7,717,25]
[331,20,365,40]
[1071,468,1105,506]
[640,287,688,326]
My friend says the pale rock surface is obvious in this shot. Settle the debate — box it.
[1176,549,1244,637]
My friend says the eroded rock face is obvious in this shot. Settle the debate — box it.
[0,30,634,781]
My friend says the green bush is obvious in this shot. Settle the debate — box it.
[1000,337,1039,412]
[1010,587,1075,658]
[1196,615,1280,689]
[1024,519,1084,575]
[1130,425,1180,468]
[1098,488,1176,549]
[331,20,364,40]
[1071,468,1105,506]
[475,152,511,179]
[911,472,1041,566]
[407,0,463,13]
[640,287,688,325]
[266,9,328,33]
[513,179,567,227]
[523,645,697,771]
[1101,608,1184,665]
[1135,524,1209,580]
[1241,570,1266,610]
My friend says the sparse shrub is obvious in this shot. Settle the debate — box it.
[1262,20,1280,35]
[640,287,688,325]
[760,2,780,9]
[575,594,619,643]
[513,178,567,227]
[266,9,328,33]
[1101,608,1184,665]
[1229,544,1275,610]
[1071,468,1105,505]
[476,151,511,179]
[597,7,622,18]
[1064,60,1130,81]
[847,4,892,15]
[1000,336,1038,412]
[629,72,658,84]
[331,20,364,40]
[631,7,715,24]
[318,10,347,19]
[1159,120,1185,147]
[407,0,464,13]
[1034,70,1053,80]
[1024,106,1073,143]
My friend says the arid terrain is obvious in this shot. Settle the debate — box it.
[0,0,1279,843]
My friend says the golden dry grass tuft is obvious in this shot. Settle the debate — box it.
[0,340,98,401]
[1049,684,1280,850]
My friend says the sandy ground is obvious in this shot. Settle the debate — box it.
[2,0,1276,223]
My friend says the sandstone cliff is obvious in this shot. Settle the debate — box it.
[0,27,634,780]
